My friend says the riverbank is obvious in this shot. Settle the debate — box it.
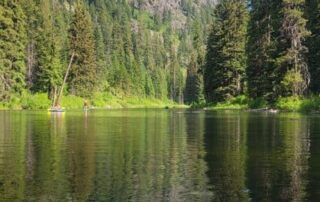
[2,93,320,112]
[0,93,187,110]
[192,95,320,113]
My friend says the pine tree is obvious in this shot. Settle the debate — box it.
[68,2,97,98]
[185,53,203,104]
[307,0,320,93]
[31,0,63,100]
[184,20,205,104]
[168,45,181,102]
[0,0,215,104]
[110,16,132,93]
[23,0,39,89]
[204,0,248,103]
[275,0,310,97]
[0,0,27,101]
[247,0,280,101]
[89,3,109,91]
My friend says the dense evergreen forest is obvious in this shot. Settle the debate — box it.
[0,0,214,107]
[1,0,320,109]
[204,0,320,108]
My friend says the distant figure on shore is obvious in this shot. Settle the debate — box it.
[83,100,89,111]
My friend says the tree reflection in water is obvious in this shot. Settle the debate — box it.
[0,110,317,201]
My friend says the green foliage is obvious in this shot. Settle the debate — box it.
[26,0,63,98]
[207,95,249,110]
[68,2,97,98]
[21,93,51,109]
[307,0,320,93]
[247,0,310,101]
[300,96,320,112]
[190,100,207,109]
[89,92,184,109]
[184,20,205,104]
[275,96,303,111]
[0,96,22,109]
[1,0,216,106]
[248,97,268,109]
[185,55,203,104]
[60,95,84,109]
[247,0,279,101]
[204,0,249,103]
[274,96,320,112]
[281,70,305,96]
[0,0,27,101]
[275,0,310,97]
[3,0,319,111]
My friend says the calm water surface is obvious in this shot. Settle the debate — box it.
[0,109,319,201]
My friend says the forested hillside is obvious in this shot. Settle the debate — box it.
[3,0,320,110]
[0,0,215,107]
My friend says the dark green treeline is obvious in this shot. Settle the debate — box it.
[0,0,214,103]
[204,0,320,104]
[204,0,248,103]
[3,0,320,105]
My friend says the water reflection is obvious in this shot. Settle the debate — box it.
[246,113,310,201]
[306,116,320,201]
[0,112,27,201]
[204,111,249,202]
[0,110,318,201]
[0,110,214,201]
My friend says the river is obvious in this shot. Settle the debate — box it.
[0,109,319,201]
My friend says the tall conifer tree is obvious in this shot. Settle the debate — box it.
[184,21,205,104]
[204,0,248,103]
[68,2,97,97]
[31,0,63,99]
[0,0,27,101]
[247,0,279,100]
[275,0,310,96]
[307,0,320,93]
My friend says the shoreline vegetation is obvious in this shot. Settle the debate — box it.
[0,93,187,110]
[191,95,320,113]
[2,93,320,113]
[2,1,320,114]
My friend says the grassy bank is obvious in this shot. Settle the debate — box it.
[275,96,320,112]
[0,93,187,110]
[191,95,250,110]
[2,93,320,112]
[192,95,320,112]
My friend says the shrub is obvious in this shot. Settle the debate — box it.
[248,97,268,109]
[21,93,51,109]
[208,95,249,110]
[300,96,320,112]
[60,95,84,109]
[190,101,207,109]
[275,96,303,111]
[91,93,107,107]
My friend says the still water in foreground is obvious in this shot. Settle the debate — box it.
[0,109,319,201]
